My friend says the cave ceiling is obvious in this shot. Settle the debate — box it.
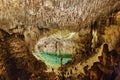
[0,0,120,33]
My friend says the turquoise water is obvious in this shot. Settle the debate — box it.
[35,51,72,68]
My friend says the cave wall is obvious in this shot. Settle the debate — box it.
[0,0,120,79]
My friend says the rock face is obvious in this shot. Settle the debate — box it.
[103,25,120,50]
[102,11,120,51]
[0,0,120,80]
[35,30,79,54]
[58,11,120,80]
[83,44,120,80]
[0,31,51,80]
[33,30,81,68]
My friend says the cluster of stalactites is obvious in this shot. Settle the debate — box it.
[0,0,119,32]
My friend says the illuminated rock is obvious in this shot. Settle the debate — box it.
[34,30,79,67]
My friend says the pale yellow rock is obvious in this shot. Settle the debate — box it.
[35,30,79,54]
[115,11,120,24]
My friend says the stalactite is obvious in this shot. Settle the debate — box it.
[91,29,98,51]
[91,21,98,52]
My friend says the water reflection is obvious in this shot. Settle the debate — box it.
[35,51,72,68]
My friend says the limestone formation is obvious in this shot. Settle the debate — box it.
[0,0,120,80]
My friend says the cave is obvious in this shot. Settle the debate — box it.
[0,0,120,80]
